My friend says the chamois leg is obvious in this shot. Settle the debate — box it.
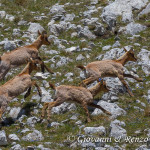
[123,73,143,82]
[82,71,101,85]
[81,102,91,122]
[41,102,49,120]
[118,74,134,97]
[47,98,64,121]
[88,103,111,115]
[24,81,42,99]
[0,65,10,81]
[36,57,54,74]
[32,81,42,97]
[24,87,31,99]
[0,102,8,119]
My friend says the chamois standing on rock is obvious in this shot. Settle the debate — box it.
[77,48,143,97]
[0,31,53,81]
[0,59,42,119]
[41,80,111,123]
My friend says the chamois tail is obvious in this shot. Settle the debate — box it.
[76,65,86,70]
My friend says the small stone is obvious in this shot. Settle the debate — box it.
[9,134,20,141]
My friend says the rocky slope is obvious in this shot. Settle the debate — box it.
[0,0,150,149]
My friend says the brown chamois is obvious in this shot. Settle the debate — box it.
[0,59,42,119]
[41,80,111,123]
[77,48,143,97]
[0,31,53,81]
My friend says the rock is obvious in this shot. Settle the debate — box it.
[21,128,30,134]
[18,20,28,26]
[28,23,45,35]
[12,29,21,37]
[63,13,75,21]
[78,26,96,40]
[135,145,150,150]
[94,24,105,36]
[76,54,85,61]
[9,107,21,118]
[37,144,51,150]
[92,101,126,118]
[0,130,8,146]
[50,4,65,15]
[102,48,125,60]
[110,119,127,139]
[91,0,98,5]
[84,126,106,135]
[112,41,121,48]
[5,14,15,21]
[83,7,98,18]
[48,21,68,36]
[81,18,99,26]
[71,32,78,38]
[137,49,150,75]
[65,46,80,52]
[102,45,111,51]
[9,134,20,141]
[56,56,72,67]
[51,102,76,114]
[22,130,44,141]
[4,41,16,51]
[138,3,150,18]
[102,0,148,24]
[80,141,96,148]
[10,144,23,150]
[26,117,40,127]
[125,22,147,35]
[0,11,6,18]
[34,72,49,79]
[65,72,74,80]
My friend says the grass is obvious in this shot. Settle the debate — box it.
[0,0,150,149]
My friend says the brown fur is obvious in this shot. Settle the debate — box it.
[78,48,143,97]
[0,31,53,81]
[0,59,42,119]
[41,80,111,123]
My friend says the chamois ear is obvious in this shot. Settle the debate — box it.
[38,30,41,36]
[42,30,47,36]
[129,47,134,52]
[124,47,128,52]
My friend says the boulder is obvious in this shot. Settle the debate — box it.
[92,101,126,118]
[22,130,44,141]
[102,0,148,25]
[84,126,106,135]
[0,130,8,146]
[28,23,45,35]
[110,119,127,139]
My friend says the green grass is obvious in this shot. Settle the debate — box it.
[0,0,150,149]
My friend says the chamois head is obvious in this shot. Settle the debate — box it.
[124,48,137,62]
[38,30,51,45]
[98,79,109,93]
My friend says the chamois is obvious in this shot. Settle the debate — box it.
[0,59,42,119]
[41,80,111,123]
[77,48,143,97]
[0,31,53,81]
